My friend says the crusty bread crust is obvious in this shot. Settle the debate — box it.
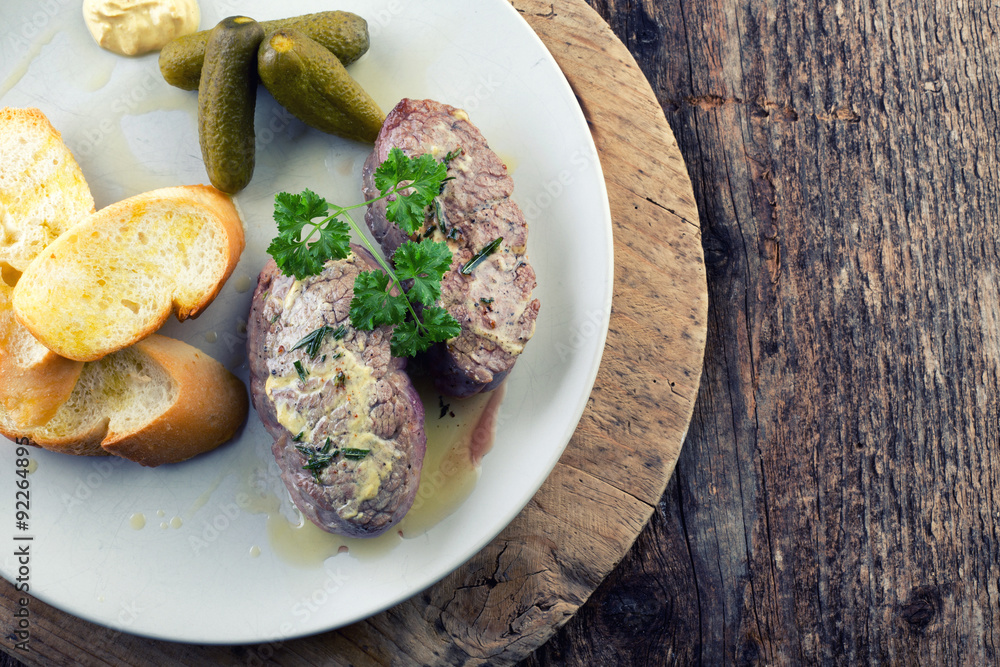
[2,334,248,465]
[0,107,95,273]
[12,185,245,361]
[101,335,249,466]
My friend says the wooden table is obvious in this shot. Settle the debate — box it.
[10,0,990,663]
[528,0,1000,664]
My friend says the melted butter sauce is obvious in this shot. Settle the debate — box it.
[0,25,61,98]
[401,381,506,537]
[243,381,506,568]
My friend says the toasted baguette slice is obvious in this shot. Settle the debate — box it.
[12,185,245,361]
[0,280,84,429]
[0,334,249,466]
[0,108,95,273]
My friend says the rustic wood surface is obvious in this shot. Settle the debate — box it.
[0,1,706,665]
[524,0,1000,664]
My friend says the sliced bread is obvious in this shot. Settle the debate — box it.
[12,185,245,361]
[0,280,84,430]
[0,333,249,466]
[0,107,95,273]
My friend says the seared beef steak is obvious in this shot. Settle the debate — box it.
[247,247,425,537]
[363,98,540,397]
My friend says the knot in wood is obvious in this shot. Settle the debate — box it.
[899,585,942,631]
[702,228,730,269]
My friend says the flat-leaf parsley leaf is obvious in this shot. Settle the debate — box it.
[373,151,449,234]
[267,148,463,357]
[392,240,453,306]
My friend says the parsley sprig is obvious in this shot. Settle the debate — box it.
[267,148,462,357]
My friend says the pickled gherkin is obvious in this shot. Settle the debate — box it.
[258,30,385,144]
[160,11,369,91]
[198,16,264,193]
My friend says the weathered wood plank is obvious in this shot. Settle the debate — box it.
[528,0,1000,664]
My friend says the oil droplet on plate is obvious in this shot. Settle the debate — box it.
[249,545,261,558]
[234,275,253,293]
[159,522,168,530]
[170,516,183,529]
[156,509,165,517]
[26,459,38,474]
[204,331,218,343]
[129,513,146,530]
[495,151,519,173]
[0,25,60,98]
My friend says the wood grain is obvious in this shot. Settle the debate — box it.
[527,0,1000,664]
[0,1,705,665]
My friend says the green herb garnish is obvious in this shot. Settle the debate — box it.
[295,439,369,479]
[342,448,370,460]
[442,148,464,166]
[267,147,462,357]
[433,199,448,236]
[291,325,333,359]
[296,439,337,482]
[293,360,308,381]
[460,237,503,275]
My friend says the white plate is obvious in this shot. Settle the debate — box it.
[0,0,612,644]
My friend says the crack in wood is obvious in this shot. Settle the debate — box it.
[639,196,699,229]
[672,95,862,125]
[553,459,656,511]
[513,2,556,18]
